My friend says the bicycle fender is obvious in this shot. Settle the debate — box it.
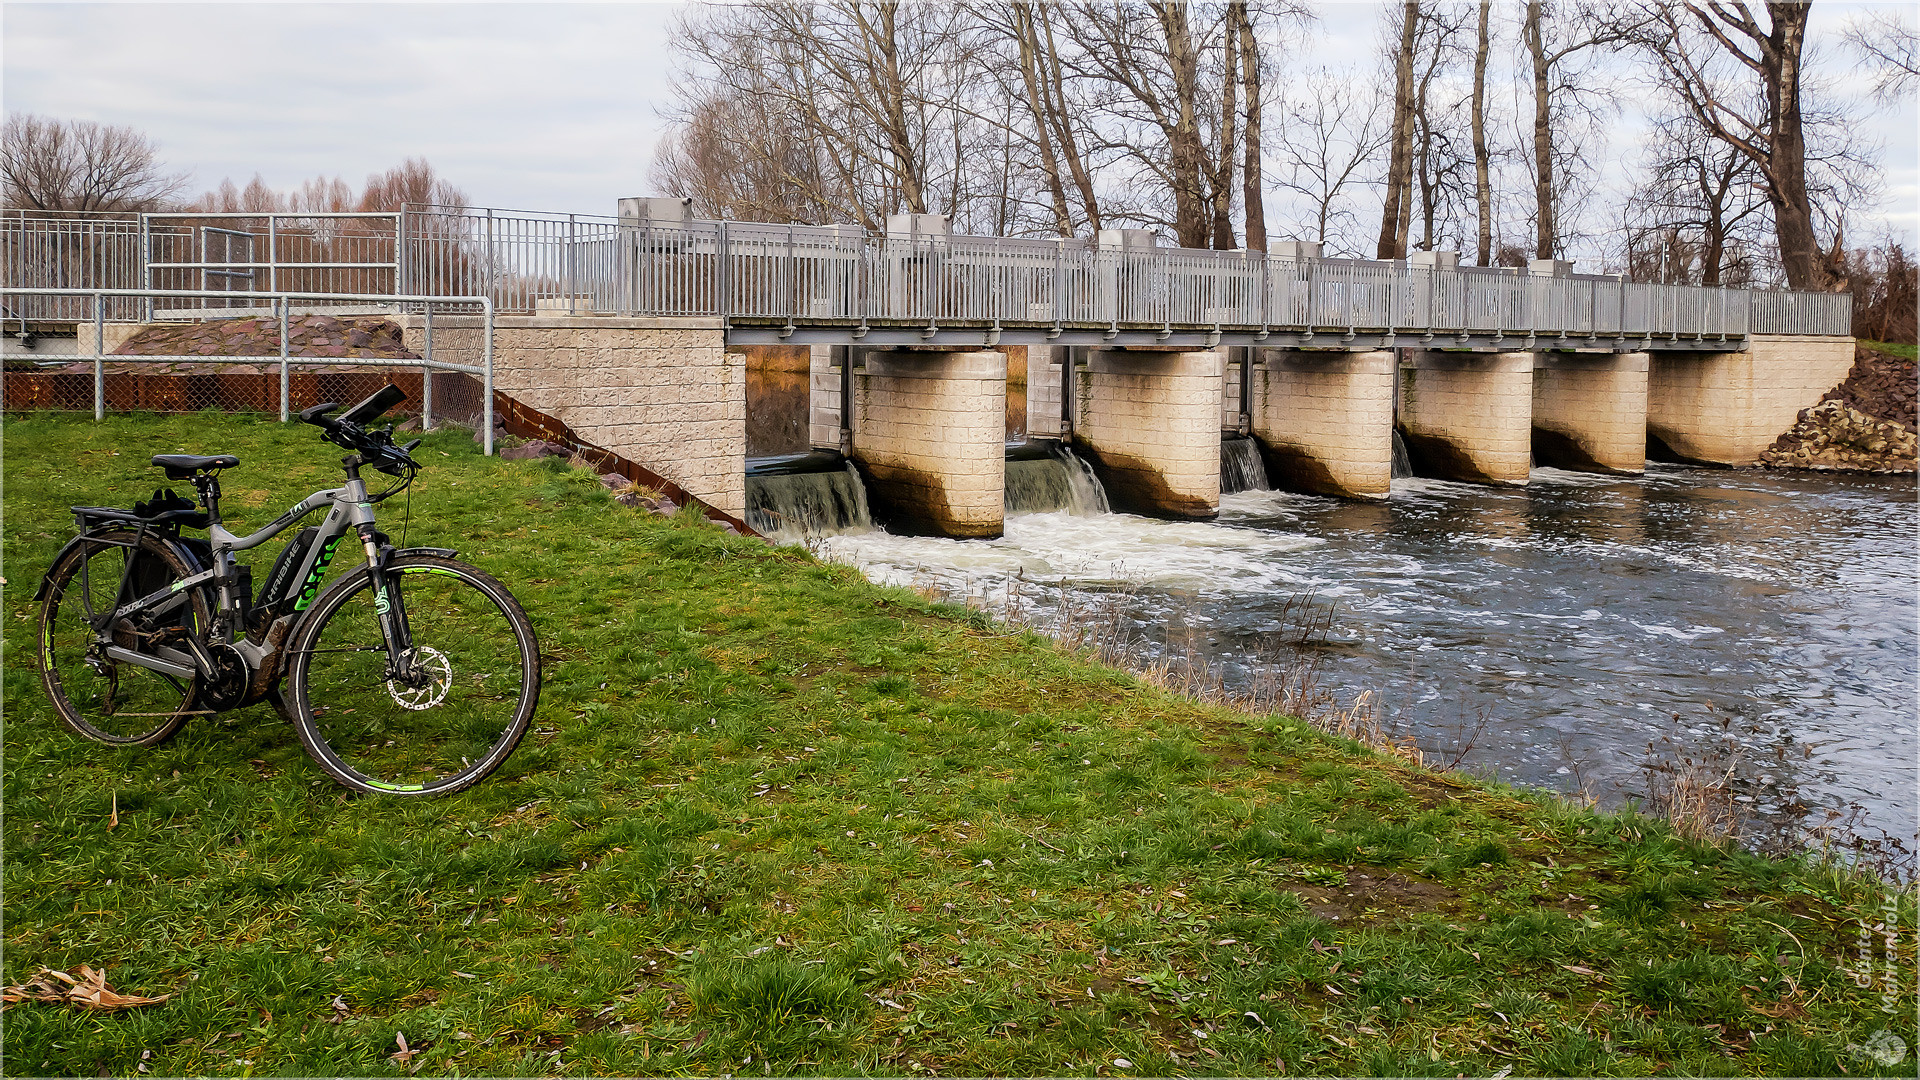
[30,531,211,601]
[394,547,458,560]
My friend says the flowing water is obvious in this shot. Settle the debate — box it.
[1221,435,1271,495]
[808,460,1918,846]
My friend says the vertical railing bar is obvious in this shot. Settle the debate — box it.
[93,292,105,421]
[483,299,495,456]
[423,303,435,430]
[279,296,290,422]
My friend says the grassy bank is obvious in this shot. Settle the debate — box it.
[3,412,1913,1077]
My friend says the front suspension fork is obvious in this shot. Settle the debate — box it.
[359,525,415,678]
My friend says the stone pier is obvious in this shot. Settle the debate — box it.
[1530,351,1650,474]
[394,314,745,517]
[1073,347,1223,518]
[808,344,850,452]
[1026,344,1070,440]
[1249,349,1395,499]
[1397,350,1535,485]
[849,347,1006,538]
[1647,335,1857,466]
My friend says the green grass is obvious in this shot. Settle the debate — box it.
[1862,339,1918,361]
[3,411,1914,1077]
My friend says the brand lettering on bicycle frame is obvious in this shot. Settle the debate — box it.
[293,536,344,612]
[373,585,391,616]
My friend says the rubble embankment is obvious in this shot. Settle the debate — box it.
[1760,344,1917,473]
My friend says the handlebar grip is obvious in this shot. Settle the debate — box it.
[299,402,341,426]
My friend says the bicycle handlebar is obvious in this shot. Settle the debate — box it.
[300,385,418,477]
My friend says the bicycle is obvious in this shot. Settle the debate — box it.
[31,384,542,796]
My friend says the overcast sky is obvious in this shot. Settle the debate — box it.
[5,1,1915,252]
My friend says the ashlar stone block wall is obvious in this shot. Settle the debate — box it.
[1647,335,1857,466]
[808,344,848,452]
[1530,351,1649,474]
[850,348,1006,538]
[1251,350,1395,499]
[1074,348,1223,518]
[1026,344,1069,439]
[394,315,745,517]
[1397,350,1535,485]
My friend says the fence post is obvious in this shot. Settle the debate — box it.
[268,215,278,295]
[139,215,153,322]
[567,214,578,315]
[483,300,495,456]
[422,304,435,430]
[279,296,290,422]
[93,292,105,421]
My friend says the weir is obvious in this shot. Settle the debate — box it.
[1004,442,1111,515]
[744,452,872,542]
[1221,434,1270,494]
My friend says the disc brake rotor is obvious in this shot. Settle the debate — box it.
[387,646,452,710]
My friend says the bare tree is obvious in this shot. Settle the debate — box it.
[1624,111,1769,285]
[1522,2,1642,260]
[1842,7,1919,105]
[1273,67,1390,254]
[1641,2,1845,291]
[1471,0,1495,264]
[1376,1,1421,259]
[1234,1,1269,252]
[2,114,186,212]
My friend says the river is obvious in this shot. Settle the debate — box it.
[814,464,1919,850]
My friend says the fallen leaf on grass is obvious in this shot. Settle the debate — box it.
[1561,964,1603,978]
[1,966,170,1011]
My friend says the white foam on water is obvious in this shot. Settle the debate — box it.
[818,508,1326,595]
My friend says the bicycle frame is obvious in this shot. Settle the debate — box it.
[92,472,398,684]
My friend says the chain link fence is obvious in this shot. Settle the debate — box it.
[3,288,495,451]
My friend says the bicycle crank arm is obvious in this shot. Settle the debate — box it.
[104,645,198,681]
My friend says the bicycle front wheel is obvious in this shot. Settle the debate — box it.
[286,555,541,796]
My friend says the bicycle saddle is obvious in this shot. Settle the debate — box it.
[151,454,240,479]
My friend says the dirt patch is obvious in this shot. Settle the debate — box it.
[1285,868,1459,922]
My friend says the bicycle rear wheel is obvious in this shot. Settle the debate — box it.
[285,555,540,796]
[36,530,208,746]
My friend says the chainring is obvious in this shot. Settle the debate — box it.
[194,643,251,712]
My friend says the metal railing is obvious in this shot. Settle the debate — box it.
[2,286,497,453]
[396,205,1855,340]
[5,206,1857,340]
[2,210,403,323]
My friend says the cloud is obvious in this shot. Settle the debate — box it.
[3,2,685,213]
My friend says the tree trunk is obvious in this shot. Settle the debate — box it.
[1010,2,1074,236]
[1237,2,1267,253]
[1760,2,1836,290]
[1037,7,1101,232]
[1526,0,1554,260]
[1156,1,1211,248]
[1472,0,1493,264]
[873,2,926,214]
[1211,6,1240,250]
[1376,0,1420,260]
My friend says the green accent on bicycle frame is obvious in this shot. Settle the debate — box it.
[170,580,188,593]
[373,586,391,616]
[292,536,344,612]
